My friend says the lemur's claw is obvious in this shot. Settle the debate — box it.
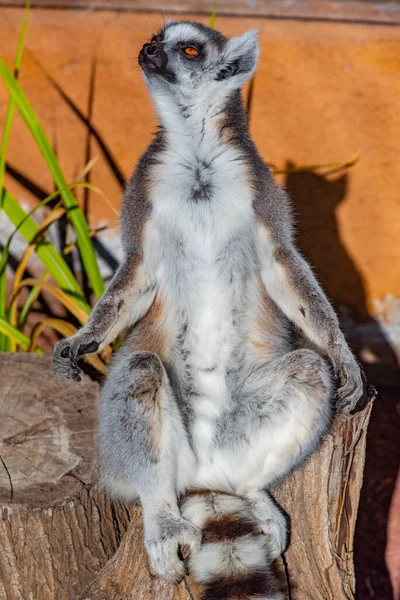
[52,338,82,381]
[53,334,100,381]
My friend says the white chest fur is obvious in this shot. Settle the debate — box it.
[147,131,255,306]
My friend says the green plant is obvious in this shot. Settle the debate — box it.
[0,4,107,369]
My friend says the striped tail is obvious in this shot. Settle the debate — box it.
[180,490,285,600]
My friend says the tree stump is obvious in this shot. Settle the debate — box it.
[0,353,374,600]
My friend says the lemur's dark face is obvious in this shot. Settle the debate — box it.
[138,21,259,97]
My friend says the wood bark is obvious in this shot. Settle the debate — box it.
[274,402,373,599]
[0,352,373,600]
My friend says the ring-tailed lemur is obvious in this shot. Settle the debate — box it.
[53,21,366,599]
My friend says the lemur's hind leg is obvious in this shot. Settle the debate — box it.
[238,349,333,557]
[99,350,200,584]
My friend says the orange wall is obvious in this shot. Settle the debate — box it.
[1,8,399,316]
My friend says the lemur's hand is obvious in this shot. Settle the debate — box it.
[331,344,366,412]
[53,334,99,381]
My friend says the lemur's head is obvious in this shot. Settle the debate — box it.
[138,21,259,102]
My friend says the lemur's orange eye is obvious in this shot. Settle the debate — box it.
[151,37,157,43]
[183,47,199,56]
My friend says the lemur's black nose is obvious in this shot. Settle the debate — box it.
[143,43,158,57]
[141,43,168,71]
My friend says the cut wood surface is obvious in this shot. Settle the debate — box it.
[0,352,98,505]
[0,352,373,600]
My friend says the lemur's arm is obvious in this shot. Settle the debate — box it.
[53,256,156,381]
[53,161,156,381]
[255,184,365,412]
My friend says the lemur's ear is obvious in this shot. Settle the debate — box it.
[216,29,259,86]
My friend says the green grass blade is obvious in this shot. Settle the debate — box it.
[1,190,90,314]
[0,315,41,353]
[209,0,218,28]
[3,182,80,253]
[0,59,105,299]
[0,2,29,202]
[0,234,7,350]
[17,271,47,329]
[0,2,30,350]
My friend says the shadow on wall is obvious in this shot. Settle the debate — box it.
[284,163,400,600]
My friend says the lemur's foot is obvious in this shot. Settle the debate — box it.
[247,493,288,561]
[257,512,287,561]
[145,514,201,584]
[53,335,99,381]
[331,346,367,413]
